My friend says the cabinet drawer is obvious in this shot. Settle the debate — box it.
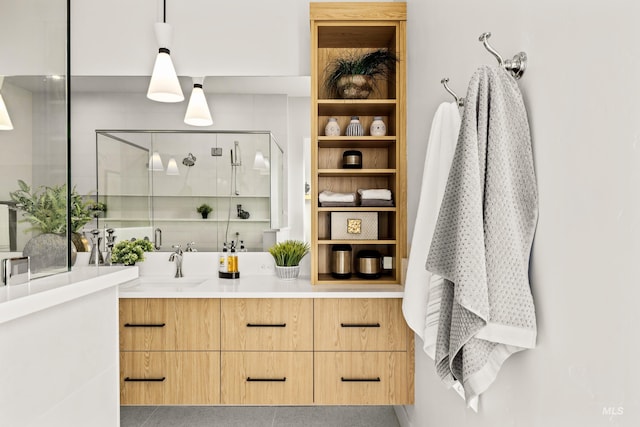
[120,351,219,405]
[221,351,313,405]
[314,352,409,405]
[221,299,313,351]
[314,298,406,351]
[120,298,220,351]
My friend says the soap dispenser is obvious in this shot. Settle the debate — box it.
[219,242,240,279]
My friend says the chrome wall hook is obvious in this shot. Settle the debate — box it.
[478,32,527,79]
[440,78,464,107]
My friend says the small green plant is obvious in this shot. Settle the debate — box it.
[111,238,154,266]
[324,49,398,98]
[87,201,107,217]
[196,203,213,215]
[9,179,93,234]
[268,240,310,266]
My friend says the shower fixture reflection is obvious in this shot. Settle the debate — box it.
[182,152,197,166]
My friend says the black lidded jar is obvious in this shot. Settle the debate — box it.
[342,150,362,169]
[331,244,352,279]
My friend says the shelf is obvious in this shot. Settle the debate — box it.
[102,194,268,198]
[318,168,396,177]
[102,218,270,223]
[318,239,396,245]
[316,274,400,285]
[317,100,396,116]
[318,136,396,148]
[318,207,396,212]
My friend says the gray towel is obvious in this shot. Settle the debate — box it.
[426,65,538,407]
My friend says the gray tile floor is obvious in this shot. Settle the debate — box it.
[121,406,400,427]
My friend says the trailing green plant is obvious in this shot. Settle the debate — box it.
[268,240,310,266]
[87,201,107,217]
[324,49,399,98]
[111,238,154,266]
[9,179,93,234]
[196,203,213,215]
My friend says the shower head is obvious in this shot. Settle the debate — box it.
[182,153,196,167]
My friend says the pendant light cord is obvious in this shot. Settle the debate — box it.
[163,0,166,23]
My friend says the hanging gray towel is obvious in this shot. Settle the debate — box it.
[426,65,538,408]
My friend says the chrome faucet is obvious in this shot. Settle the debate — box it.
[168,245,184,278]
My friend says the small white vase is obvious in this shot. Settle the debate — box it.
[275,265,301,280]
[325,117,340,136]
[370,116,387,136]
[345,116,364,136]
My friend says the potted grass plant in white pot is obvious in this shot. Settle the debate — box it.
[268,240,310,280]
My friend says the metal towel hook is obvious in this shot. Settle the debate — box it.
[440,78,465,107]
[478,32,527,80]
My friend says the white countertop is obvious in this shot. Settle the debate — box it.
[119,274,405,298]
[0,266,138,324]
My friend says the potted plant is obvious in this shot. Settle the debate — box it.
[197,203,213,219]
[87,200,107,217]
[10,180,94,271]
[110,238,154,266]
[324,49,398,99]
[268,240,310,280]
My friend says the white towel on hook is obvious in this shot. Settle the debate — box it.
[402,101,460,358]
[427,65,538,409]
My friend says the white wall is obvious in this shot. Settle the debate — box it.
[403,0,640,426]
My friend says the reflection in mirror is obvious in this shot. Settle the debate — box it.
[96,130,284,252]
[0,0,69,277]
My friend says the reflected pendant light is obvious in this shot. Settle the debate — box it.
[253,150,266,170]
[149,151,164,171]
[184,77,213,126]
[166,157,180,175]
[0,77,14,130]
[147,1,183,102]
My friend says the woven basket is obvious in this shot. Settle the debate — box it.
[275,265,300,280]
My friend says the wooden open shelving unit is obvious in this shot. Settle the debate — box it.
[310,2,407,285]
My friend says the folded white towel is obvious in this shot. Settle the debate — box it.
[357,188,392,200]
[318,190,355,203]
[402,101,460,362]
[427,66,538,408]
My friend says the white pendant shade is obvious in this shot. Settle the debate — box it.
[184,78,212,126]
[260,157,270,175]
[166,158,180,175]
[0,94,13,130]
[253,150,266,169]
[149,151,164,171]
[147,23,184,103]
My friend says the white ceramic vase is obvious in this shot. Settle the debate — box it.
[345,116,364,136]
[325,117,340,136]
[370,116,387,136]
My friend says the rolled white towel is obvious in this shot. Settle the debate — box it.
[319,190,356,203]
[358,188,392,200]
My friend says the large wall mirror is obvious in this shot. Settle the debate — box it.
[0,0,69,276]
[96,130,284,252]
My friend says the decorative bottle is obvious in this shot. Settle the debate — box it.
[324,117,340,136]
[370,116,387,136]
[345,116,364,136]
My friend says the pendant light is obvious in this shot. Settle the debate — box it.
[253,150,266,170]
[0,77,14,131]
[147,0,183,103]
[166,157,180,175]
[149,151,164,171]
[184,77,213,126]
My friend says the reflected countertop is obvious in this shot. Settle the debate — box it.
[0,266,138,324]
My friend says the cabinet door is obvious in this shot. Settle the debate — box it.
[221,351,313,405]
[314,298,406,351]
[314,351,408,405]
[120,298,220,351]
[221,299,313,351]
[120,351,219,405]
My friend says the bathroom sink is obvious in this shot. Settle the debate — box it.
[122,277,209,291]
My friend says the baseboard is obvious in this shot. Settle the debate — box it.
[394,405,412,427]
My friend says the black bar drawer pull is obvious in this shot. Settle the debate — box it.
[124,377,166,382]
[246,377,287,382]
[341,377,381,382]
[124,323,166,328]
[340,323,381,328]
[246,323,287,327]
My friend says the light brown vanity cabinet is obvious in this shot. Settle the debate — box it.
[314,298,413,405]
[220,299,314,405]
[119,298,220,405]
[119,296,412,405]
